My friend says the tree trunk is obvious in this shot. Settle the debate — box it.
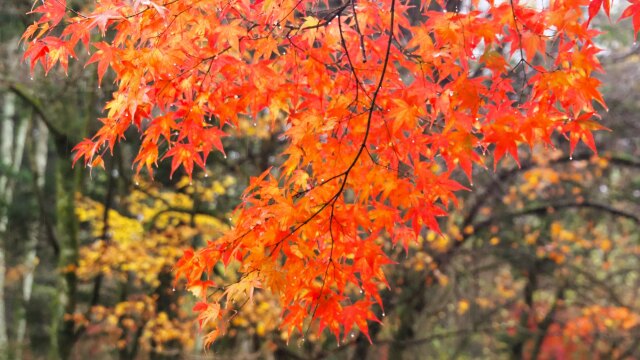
[0,90,15,354]
[0,91,30,354]
[49,158,82,360]
[15,117,49,359]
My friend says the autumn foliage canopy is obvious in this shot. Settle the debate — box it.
[22,0,640,345]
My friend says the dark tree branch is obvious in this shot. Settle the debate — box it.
[7,82,75,154]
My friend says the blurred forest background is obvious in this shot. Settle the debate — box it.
[1,0,640,359]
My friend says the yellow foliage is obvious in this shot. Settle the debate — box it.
[495,270,517,299]
[457,299,470,315]
[475,297,492,309]
[72,175,239,353]
[225,290,281,337]
[596,157,609,168]
[525,232,538,245]
[256,322,266,336]
[599,239,612,252]
[75,176,233,287]
[142,311,195,350]
[449,225,463,241]
[434,270,449,286]
[434,234,450,252]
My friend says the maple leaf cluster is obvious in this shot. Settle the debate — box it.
[22,0,640,346]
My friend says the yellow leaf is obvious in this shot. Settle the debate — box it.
[300,16,321,29]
